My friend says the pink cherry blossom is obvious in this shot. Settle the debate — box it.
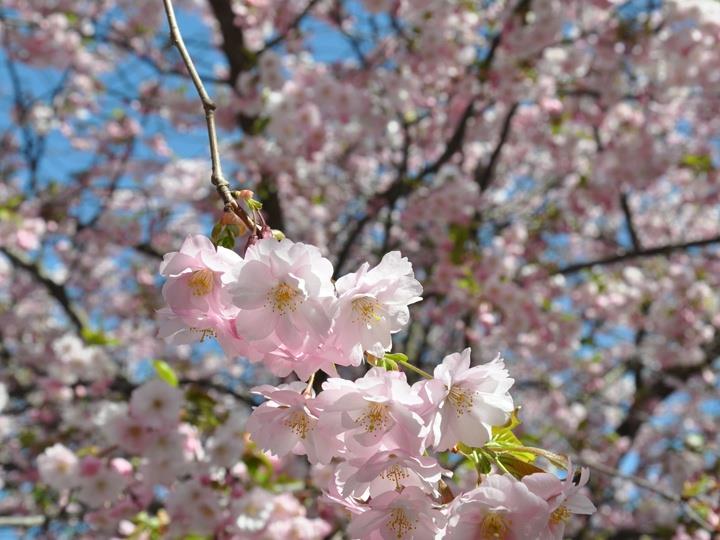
[246,382,341,464]
[332,251,423,363]
[445,474,550,540]
[417,348,515,451]
[334,448,450,500]
[523,464,597,539]
[347,486,445,540]
[318,368,427,457]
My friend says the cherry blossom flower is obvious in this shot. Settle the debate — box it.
[129,379,183,429]
[347,486,444,540]
[318,368,427,457]
[160,234,241,317]
[334,448,450,500]
[246,382,341,464]
[523,463,597,539]
[417,348,515,451]
[37,443,80,490]
[230,238,334,355]
[332,251,422,363]
[445,474,550,540]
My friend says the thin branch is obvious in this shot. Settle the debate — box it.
[474,102,519,192]
[262,0,322,52]
[0,247,86,332]
[418,99,479,178]
[161,0,255,233]
[579,458,716,532]
[619,192,641,251]
[556,234,720,275]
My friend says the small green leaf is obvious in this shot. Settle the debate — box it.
[246,198,263,211]
[152,360,178,387]
[81,328,119,346]
[383,352,409,363]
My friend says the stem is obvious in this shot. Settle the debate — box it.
[160,0,257,234]
[395,357,433,379]
[304,371,316,396]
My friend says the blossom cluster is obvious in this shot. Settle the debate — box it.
[154,233,595,538]
[37,379,334,538]
[157,234,422,381]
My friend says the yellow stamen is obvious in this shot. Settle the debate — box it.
[448,385,474,415]
[381,464,410,490]
[283,410,310,439]
[479,512,510,539]
[352,297,382,324]
[266,282,302,314]
[188,268,214,296]
[550,505,571,525]
[356,402,392,433]
[387,507,415,538]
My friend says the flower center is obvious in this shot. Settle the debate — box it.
[283,409,311,439]
[190,327,216,341]
[267,282,302,314]
[448,385,473,415]
[381,464,410,490]
[550,505,571,525]
[351,297,382,324]
[479,512,510,539]
[356,402,392,433]
[188,269,214,296]
[387,507,415,538]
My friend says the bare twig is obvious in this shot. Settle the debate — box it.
[474,102,519,192]
[555,234,720,275]
[1,247,86,332]
[579,458,716,532]
[262,0,321,52]
[619,192,641,251]
[160,0,256,233]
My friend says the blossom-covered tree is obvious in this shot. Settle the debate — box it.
[1,0,719,538]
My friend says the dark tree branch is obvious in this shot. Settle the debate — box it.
[261,0,322,52]
[0,248,86,332]
[474,102,519,192]
[556,234,720,275]
[418,99,479,177]
[620,191,641,251]
[205,0,254,85]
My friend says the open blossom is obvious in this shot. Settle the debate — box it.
[37,443,79,490]
[230,238,335,358]
[334,448,450,500]
[129,379,183,429]
[318,368,427,457]
[160,234,241,316]
[167,479,223,536]
[156,307,249,358]
[523,464,596,539]
[246,382,341,464]
[417,349,515,451]
[347,486,444,540]
[332,251,422,363]
[445,474,550,540]
[76,463,130,508]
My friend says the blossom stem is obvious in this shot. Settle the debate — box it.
[304,371,316,396]
[160,0,257,235]
[394,357,432,380]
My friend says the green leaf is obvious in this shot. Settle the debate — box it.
[81,328,119,346]
[211,222,223,243]
[217,235,235,249]
[152,360,178,387]
[680,153,713,174]
[495,453,546,479]
[383,352,409,363]
[246,198,263,211]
